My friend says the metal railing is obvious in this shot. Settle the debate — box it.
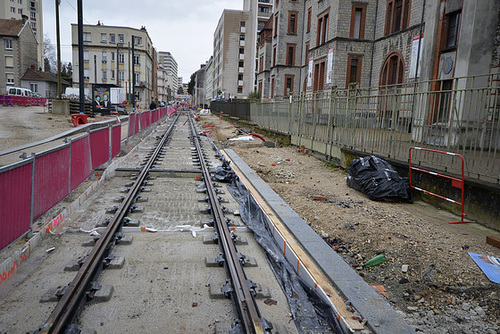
[249,74,500,184]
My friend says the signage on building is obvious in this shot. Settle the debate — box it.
[409,33,424,78]
[326,48,334,84]
[307,57,313,87]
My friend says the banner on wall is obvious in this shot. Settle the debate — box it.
[307,57,313,87]
[326,48,334,84]
[409,33,424,79]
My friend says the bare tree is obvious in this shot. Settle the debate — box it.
[44,34,57,74]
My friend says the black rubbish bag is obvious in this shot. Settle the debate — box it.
[346,155,413,203]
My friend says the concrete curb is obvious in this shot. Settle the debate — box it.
[225,149,415,334]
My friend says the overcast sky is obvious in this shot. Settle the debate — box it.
[42,0,243,82]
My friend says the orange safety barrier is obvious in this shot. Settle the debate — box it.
[71,114,88,127]
[409,147,468,224]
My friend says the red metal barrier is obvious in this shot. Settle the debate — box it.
[33,147,70,221]
[128,113,135,137]
[134,113,140,134]
[0,95,46,106]
[152,109,159,123]
[409,147,468,224]
[0,163,32,249]
[90,128,109,170]
[112,125,121,158]
[70,136,91,191]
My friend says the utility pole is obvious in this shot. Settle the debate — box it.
[128,41,131,105]
[132,36,135,112]
[77,0,84,114]
[55,0,62,99]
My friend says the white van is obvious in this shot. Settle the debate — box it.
[6,87,33,97]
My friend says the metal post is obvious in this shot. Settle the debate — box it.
[108,124,112,163]
[132,36,135,112]
[116,43,119,86]
[55,0,62,99]
[77,0,84,114]
[67,138,72,201]
[128,42,131,103]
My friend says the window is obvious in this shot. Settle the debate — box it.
[30,83,38,93]
[271,76,275,97]
[118,53,124,64]
[380,52,404,86]
[102,52,107,63]
[307,8,312,33]
[284,75,294,96]
[446,11,461,49]
[237,87,243,94]
[239,61,244,68]
[239,48,244,54]
[286,44,296,66]
[102,70,107,81]
[111,52,115,61]
[30,1,35,9]
[18,8,22,14]
[314,61,326,91]
[18,0,22,4]
[238,74,243,81]
[4,39,13,50]
[350,4,367,39]
[317,11,329,46]
[134,55,140,65]
[83,32,91,42]
[83,51,89,62]
[30,22,36,30]
[6,73,14,84]
[240,34,245,40]
[274,14,278,37]
[259,55,264,72]
[272,46,277,66]
[30,11,36,19]
[118,34,124,43]
[10,7,15,13]
[385,0,410,35]
[288,12,297,34]
[111,70,115,80]
[110,34,115,43]
[5,56,13,67]
[101,33,107,43]
[119,70,124,82]
[134,72,140,84]
[135,37,142,45]
[304,43,309,65]
[258,6,269,13]
[346,56,362,87]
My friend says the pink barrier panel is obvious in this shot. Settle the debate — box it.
[0,95,46,106]
[90,128,109,170]
[33,147,70,221]
[112,125,121,158]
[152,109,159,123]
[70,136,91,191]
[140,112,148,130]
[128,113,136,137]
[0,164,32,249]
[135,113,140,134]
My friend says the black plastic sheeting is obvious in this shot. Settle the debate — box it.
[346,155,413,203]
[227,176,343,334]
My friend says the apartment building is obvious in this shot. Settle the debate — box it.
[0,0,43,71]
[158,51,178,98]
[157,64,167,103]
[71,23,154,108]
[0,18,37,94]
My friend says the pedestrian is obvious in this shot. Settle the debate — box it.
[149,100,157,110]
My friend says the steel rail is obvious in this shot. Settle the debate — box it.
[37,113,180,333]
[188,115,265,334]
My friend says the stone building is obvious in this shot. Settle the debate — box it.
[0,0,44,71]
[0,18,37,94]
[71,23,155,109]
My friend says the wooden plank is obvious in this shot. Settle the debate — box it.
[223,151,364,332]
[486,236,500,249]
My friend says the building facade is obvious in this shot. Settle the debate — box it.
[158,51,178,98]
[71,23,155,109]
[157,64,167,104]
[0,18,37,94]
[0,0,43,71]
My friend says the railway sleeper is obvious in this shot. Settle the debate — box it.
[202,233,248,245]
[209,280,270,300]
[205,256,257,268]
[40,283,114,304]
[64,256,124,271]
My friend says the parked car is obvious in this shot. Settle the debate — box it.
[6,87,33,97]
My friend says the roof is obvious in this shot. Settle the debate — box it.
[20,68,70,85]
[0,19,24,37]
